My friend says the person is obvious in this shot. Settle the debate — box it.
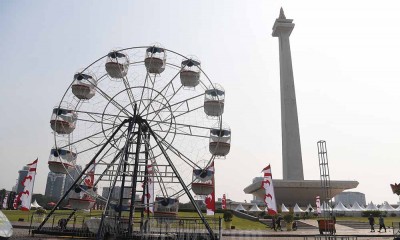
[368,214,375,232]
[378,215,386,232]
[271,216,276,231]
[276,215,283,231]
[292,220,298,231]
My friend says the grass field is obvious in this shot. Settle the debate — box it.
[3,210,399,230]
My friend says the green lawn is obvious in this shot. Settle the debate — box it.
[4,210,399,230]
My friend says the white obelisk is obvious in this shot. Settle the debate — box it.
[272,8,304,180]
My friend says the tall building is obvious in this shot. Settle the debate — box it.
[45,172,65,198]
[16,166,29,194]
[334,192,366,207]
[64,165,82,196]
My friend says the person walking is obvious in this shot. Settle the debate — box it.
[276,215,283,231]
[271,216,276,231]
[368,214,375,232]
[378,215,386,232]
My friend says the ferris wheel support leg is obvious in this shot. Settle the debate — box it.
[36,118,130,232]
[127,120,143,234]
[145,121,216,240]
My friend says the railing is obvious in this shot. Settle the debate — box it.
[31,213,221,239]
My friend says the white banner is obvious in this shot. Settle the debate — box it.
[143,160,154,213]
[262,164,277,215]
[316,196,321,214]
[2,192,8,209]
[19,159,38,211]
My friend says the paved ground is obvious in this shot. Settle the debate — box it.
[10,220,398,239]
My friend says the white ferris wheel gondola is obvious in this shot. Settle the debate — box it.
[50,107,77,134]
[47,147,77,174]
[204,84,225,117]
[71,72,97,100]
[105,51,129,79]
[191,167,214,196]
[145,46,166,74]
[180,58,201,88]
[209,123,231,157]
[154,197,179,219]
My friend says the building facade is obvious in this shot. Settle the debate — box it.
[334,191,366,207]
[45,172,66,198]
[16,166,29,194]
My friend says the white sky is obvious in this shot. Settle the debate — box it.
[1,0,400,205]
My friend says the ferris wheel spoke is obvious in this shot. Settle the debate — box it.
[152,131,199,169]
[141,92,204,121]
[75,110,122,124]
[121,76,137,114]
[136,73,151,115]
[139,65,184,117]
[148,120,211,138]
[94,84,131,117]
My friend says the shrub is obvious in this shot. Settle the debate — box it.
[362,210,382,217]
[283,213,294,223]
[223,211,233,222]
[35,208,47,215]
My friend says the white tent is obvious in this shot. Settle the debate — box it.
[281,203,289,213]
[248,203,262,212]
[30,200,42,209]
[305,204,315,213]
[333,202,349,212]
[235,203,246,212]
[365,202,378,211]
[350,202,364,211]
[293,203,304,213]
[379,202,396,212]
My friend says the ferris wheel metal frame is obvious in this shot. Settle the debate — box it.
[35,45,231,239]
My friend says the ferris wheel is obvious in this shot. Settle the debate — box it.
[43,44,231,238]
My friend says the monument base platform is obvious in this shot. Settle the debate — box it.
[243,179,358,207]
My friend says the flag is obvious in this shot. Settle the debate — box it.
[19,159,38,211]
[316,196,321,214]
[143,160,155,213]
[205,161,215,215]
[2,192,8,209]
[221,194,226,210]
[84,162,95,188]
[261,164,277,215]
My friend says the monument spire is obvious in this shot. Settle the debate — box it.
[272,9,304,180]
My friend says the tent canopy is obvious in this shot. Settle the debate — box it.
[350,202,364,211]
[281,203,289,213]
[30,200,42,209]
[365,202,378,211]
[333,202,349,211]
[235,203,246,211]
[248,203,262,212]
[379,202,396,211]
[293,203,304,213]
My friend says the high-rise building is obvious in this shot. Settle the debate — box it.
[45,172,66,198]
[64,165,82,196]
[16,166,29,194]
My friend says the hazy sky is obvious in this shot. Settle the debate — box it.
[1,0,400,205]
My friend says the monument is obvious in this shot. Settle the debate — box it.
[244,8,358,206]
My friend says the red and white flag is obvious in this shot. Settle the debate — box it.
[205,161,215,215]
[316,196,321,214]
[2,192,8,209]
[143,160,155,213]
[84,162,95,188]
[221,194,226,210]
[18,159,38,211]
[261,164,277,215]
